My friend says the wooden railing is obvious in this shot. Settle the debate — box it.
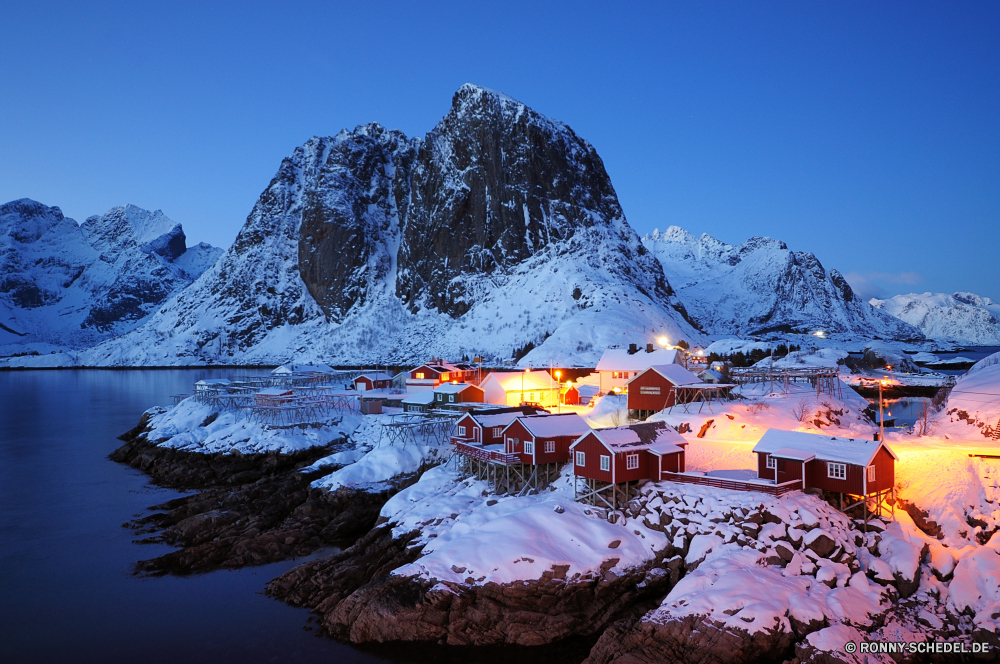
[660,472,802,497]
[453,441,520,465]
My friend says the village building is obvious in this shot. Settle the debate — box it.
[433,382,485,406]
[570,421,687,509]
[698,368,724,383]
[595,346,684,395]
[194,378,231,394]
[626,364,703,419]
[401,391,435,413]
[451,408,572,493]
[479,370,560,407]
[751,429,898,517]
[405,361,477,392]
[353,372,393,392]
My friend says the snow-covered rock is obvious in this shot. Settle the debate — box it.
[0,199,221,355]
[642,226,922,340]
[871,291,1000,345]
[72,85,702,368]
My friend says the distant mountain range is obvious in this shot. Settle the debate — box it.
[871,292,1000,346]
[2,85,935,368]
[0,199,221,353]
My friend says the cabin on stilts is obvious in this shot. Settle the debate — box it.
[570,421,687,510]
[451,410,586,495]
[751,429,898,524]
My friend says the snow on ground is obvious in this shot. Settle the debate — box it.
[142,397,362,455]
[649,381,876,443]
[752,347,848,370]
[935,353,1000,440]
[583,393,629,427]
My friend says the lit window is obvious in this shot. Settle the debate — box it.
[545,440,555,453]
[458,426,466,437]
[766,455,776,470]
[576,451,586,466]
[626,454,639,470]
[600,455,610,471]
[828,462,846,480]
[524,441,534,455]
[415,372,425,379]
[867,465,876,482]
[441,373,449,381]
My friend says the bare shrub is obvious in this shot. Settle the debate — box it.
[791,398,811,423]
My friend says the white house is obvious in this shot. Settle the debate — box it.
[480,370,560,407]
[595,347,683,394]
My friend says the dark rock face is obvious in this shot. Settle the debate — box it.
[269,524,674,647]
[585,615,798,664]
[395,85,650,318]
[111,415,423,574]
[297,125,418,322]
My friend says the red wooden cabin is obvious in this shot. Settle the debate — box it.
[570,421,687,484]
[626,364,701,416]
[562,385,580,405]
[354,372,393,392]
[500,413,592,465]
[752,429,897,508]
[450,407,543,447]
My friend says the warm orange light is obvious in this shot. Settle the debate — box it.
[525,367,531,372]
[658,336,668,346]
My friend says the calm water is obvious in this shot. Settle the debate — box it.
[0,369,389,664]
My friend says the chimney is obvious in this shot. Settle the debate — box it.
[628,343,638,354]
[646,343,654,353]
[873,432,879,441]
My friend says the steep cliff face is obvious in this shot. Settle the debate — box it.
[0,199,221,352]
[642,226,922,339]
[73,85,701,367]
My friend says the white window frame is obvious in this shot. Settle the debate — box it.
[524,441,534,455]
[866,464,876,482]
[449,394,455,402]
[493,427,502,437]
[576,451,586,466]
[766,455,776,470]
[458,426,466,437]
[626,453,639,470]
[827,462,847,480]
[600,455,610,471]
[544,440,555,454]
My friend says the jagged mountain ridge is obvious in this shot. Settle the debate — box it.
[871,292,1000,345]
[641,226,923,339]
[77,85,702,367]
[0,199,221,351]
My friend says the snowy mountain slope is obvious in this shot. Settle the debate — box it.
[641,226,923,339]
[0,199,221,352]
[76,85,703,367]
[870,292,1000,345]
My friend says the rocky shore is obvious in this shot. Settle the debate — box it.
[112,411,425,574]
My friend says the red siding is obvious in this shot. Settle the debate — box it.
[533,436,574,464]
[868,446,895,493]
[626,369,677,412]
[572,433,614,483]
[806,459,864,495]
[455,385,485,403]
[757,453,776,482]
[452,414,479,444]
[659,451,684,473]
[774,457,804,485]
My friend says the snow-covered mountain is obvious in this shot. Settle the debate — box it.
[870,292,1000,345]
[0,199,221,353]
[77,85,702,367]
[641,226,923,339]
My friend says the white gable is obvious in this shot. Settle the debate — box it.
[596,348,680,372]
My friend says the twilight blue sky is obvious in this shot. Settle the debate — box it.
[2,1,997,301]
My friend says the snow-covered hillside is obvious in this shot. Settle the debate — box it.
[64,85,702,368]
[642,226,922,339]
[0,199,221,354]
[871,292,1000,345]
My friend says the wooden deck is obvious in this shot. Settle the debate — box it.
[453,441,520,465]
[660,471,802,497]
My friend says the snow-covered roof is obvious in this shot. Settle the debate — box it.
[699,369,723,381]
[770,448,816,462]
[195,378,231,386]
[752,429,898,467]
[412,361,464,374]
[470,411,525,429]
[572,421,687,453]
[648,441,686,456]
[482,371,557,391]
[630,364,701,386]
[356,372,393,381]
[596,348,680,372]
[401,391,435,405]
[434,382,481,394]
[509,413,591,438]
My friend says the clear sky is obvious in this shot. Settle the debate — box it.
[2,1,997,301]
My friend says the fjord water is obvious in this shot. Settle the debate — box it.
[0,369,385,664]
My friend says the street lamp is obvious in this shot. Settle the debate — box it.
[554,370,561,411]
[658,336,669,347]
